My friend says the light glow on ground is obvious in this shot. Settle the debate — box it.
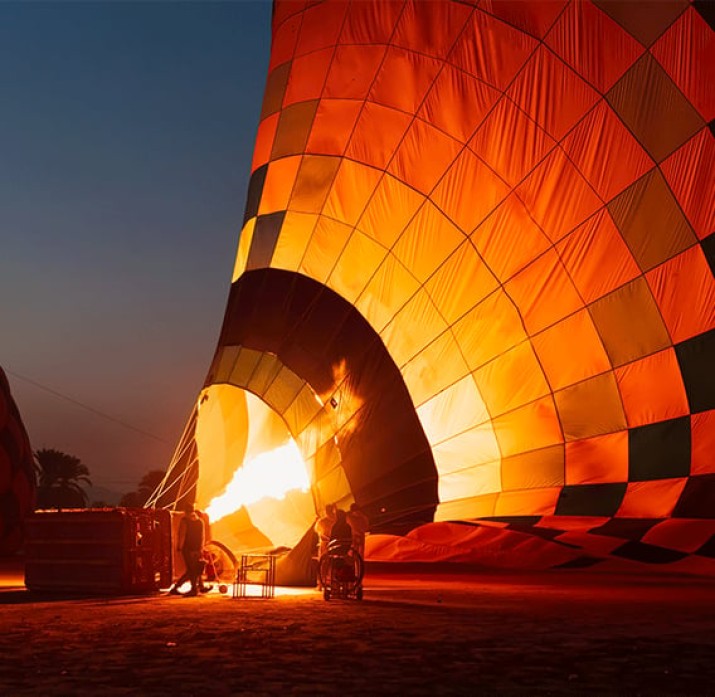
[170,583,315,598]
[232,584,316,598]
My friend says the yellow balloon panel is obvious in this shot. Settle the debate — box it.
[401,330,471,408]
[299,216,353,284]
[355,253,421,333]
[416,375,492,446]
[392,201,465,283]
[380,289,449,368]
[327,230,388,305]
[424,241,499,325]
[357,172,424,249]
[473,340,551,417]
[270,211,318,272]
[452,290,528,372]
[195,385,250,509]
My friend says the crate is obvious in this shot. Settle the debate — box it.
[24,508,172,595]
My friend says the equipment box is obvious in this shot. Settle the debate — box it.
[24,508,173,595]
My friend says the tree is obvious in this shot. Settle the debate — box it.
[119,491,142,507]
[120,469,166,508]
[34,448,91,509]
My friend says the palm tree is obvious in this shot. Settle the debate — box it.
[120,469,166,508]
[137,469,166,502]
[119,491,142,507]
[34,448,91,509]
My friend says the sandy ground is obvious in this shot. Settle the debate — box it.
[1,560,714,696]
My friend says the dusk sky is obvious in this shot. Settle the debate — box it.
[0,1,273,497]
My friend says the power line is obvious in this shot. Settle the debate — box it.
[5,368,170,444]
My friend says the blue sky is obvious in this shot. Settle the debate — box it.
[0,1,273,495]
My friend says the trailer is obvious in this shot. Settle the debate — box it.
[24,508,173,595]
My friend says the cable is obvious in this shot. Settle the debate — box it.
[5,368,170,444]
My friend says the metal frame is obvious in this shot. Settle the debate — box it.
[233,554,276,599]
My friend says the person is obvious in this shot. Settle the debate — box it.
[168,503,207,596]
[329,508,352,550]
[314,503,337,590]
[326,508,357,586]
[347,502,369,559]
[314,503,337,561]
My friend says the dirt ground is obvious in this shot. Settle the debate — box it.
[1,561,714,696]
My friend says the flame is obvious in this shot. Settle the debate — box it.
[205,439,310,524]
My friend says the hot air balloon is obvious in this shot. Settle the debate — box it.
[152,0,714,576]
[0,368,36,556]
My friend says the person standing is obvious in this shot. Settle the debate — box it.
[330,508,353,549]
[347,503,369,559]
[314,503,337,561]
[169,503,206,596]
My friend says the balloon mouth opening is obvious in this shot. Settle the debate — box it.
[205,438,311,526]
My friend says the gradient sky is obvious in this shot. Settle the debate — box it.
[0,1,272,496]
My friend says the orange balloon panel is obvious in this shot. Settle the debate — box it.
[508,46,600,141]
[328,230,387,305]
[615,349,690,428]
[296,2,346,55]
[563,101,652,201]
[555,373,627,442]
[419,64,499,143]
[358,172,424,249]
[433,148,510,234]
[646,245,715,344]
[324,44,385,101]
[402,331,471,409]
[258,156,301,216]
[306,100,363,159]
[393,201,465,283]
[557,209,641,304]
[470,97,556,187]
[565,432,629,486]
[660,128,715,240]
[283,48,333,106]
[505,249,584,335]
[691,411,715,476]
[617,479,688,518]
[251,113,278,172]
[388,118,462,195]
[424,241,499,325]
[531,310,611,391]
[322,159,382,227]
[516,148,603,244]
[345,102,411,170]
[472,194,551,280]
[369,46,442,114]
[651,8,714,122]
[545,0,644,93]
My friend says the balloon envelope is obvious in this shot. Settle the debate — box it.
[162,0,714,574]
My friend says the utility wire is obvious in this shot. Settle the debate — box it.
[5,368,170,444]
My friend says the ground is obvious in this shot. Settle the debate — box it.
[1,560,714,696]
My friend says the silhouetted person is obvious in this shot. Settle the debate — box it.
[347,502,369,559]
[330,508,352,550]
[314,503,337,561]
[169,504,206,596]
